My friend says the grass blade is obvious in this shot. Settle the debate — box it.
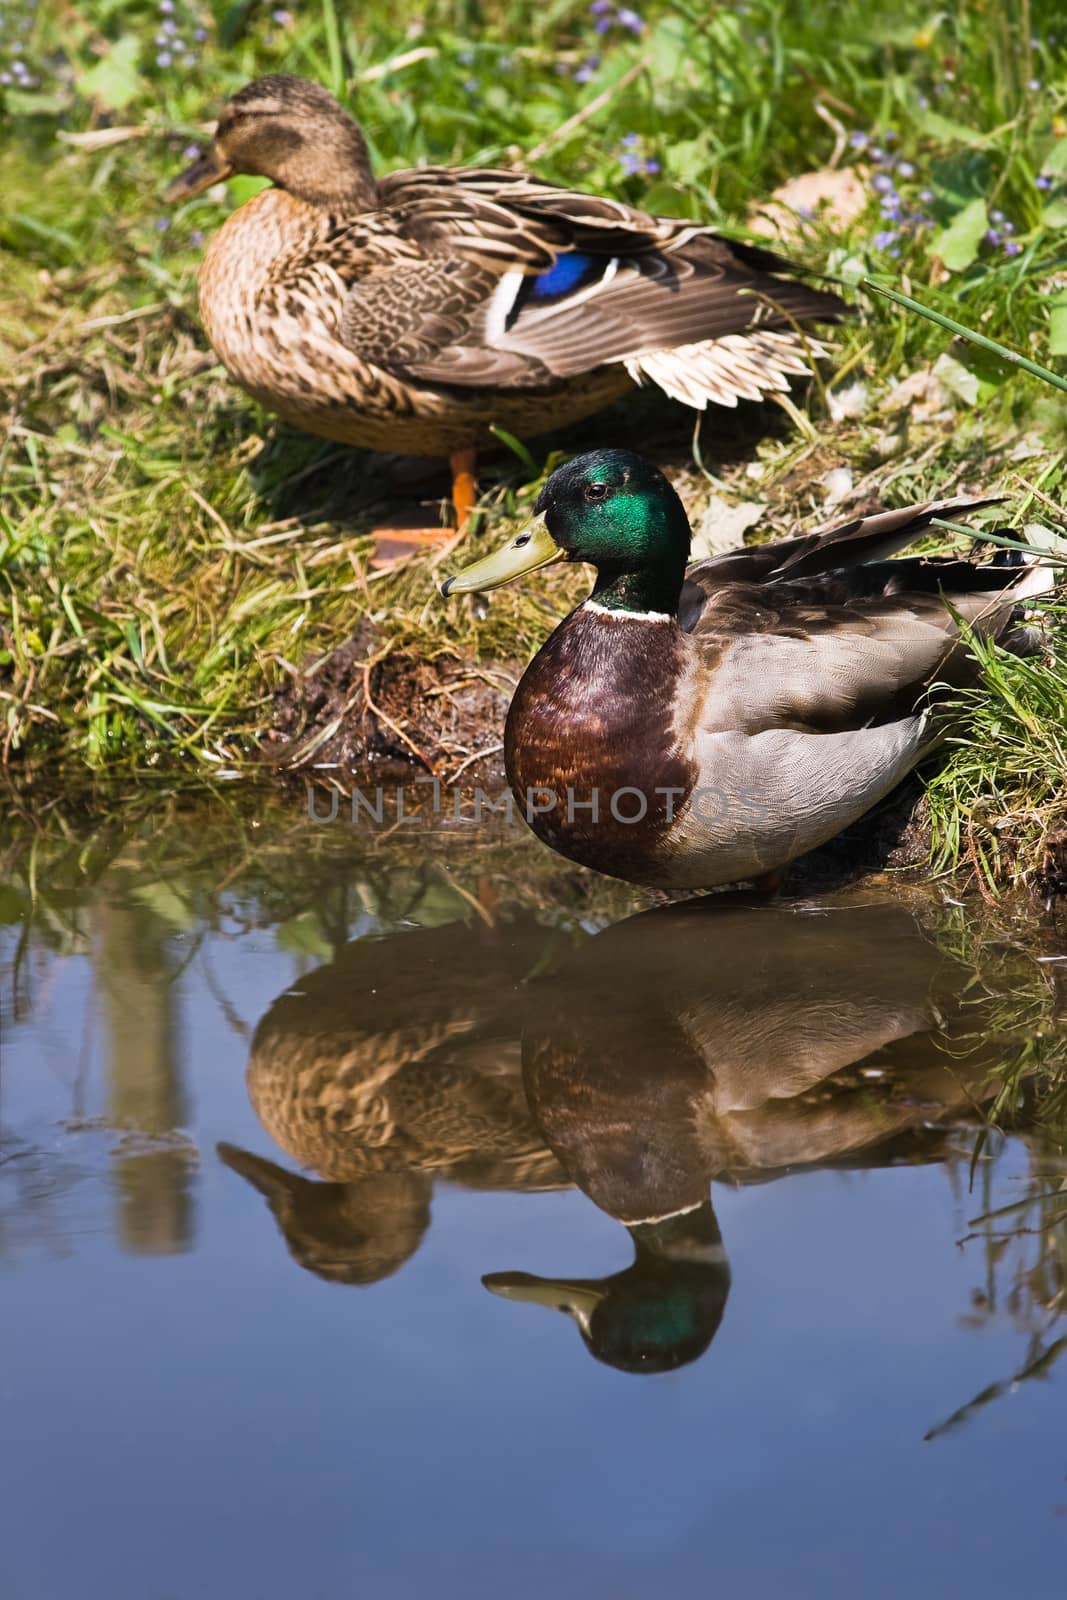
[863,279,1067,396]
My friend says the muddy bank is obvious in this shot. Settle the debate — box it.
[264,623,515,787]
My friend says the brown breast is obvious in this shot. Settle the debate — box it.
[505,606,698,883]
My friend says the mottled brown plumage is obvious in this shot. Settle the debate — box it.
[167,74,845,460]
[220,917,567,1285]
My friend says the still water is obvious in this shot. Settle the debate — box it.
[3,799,1067,1598]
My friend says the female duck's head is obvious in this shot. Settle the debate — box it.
[440,448,693,616]
[165,74,377,212]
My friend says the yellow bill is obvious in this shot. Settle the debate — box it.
[439,513,564,597]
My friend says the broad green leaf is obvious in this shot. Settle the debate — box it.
[77,37,142,111]
[666,138,711,188]
[1041,138,1067,178]
[226,174,271,206]
[916,110,987,148]
[1041,198,1067,229]
[933,197,988,271]
[649,15,692,77]
[4,88,71,116]
[1049,295,1067,358]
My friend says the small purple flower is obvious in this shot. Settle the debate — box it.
[1005,239,1022,256]
[849,131,869,150]
[985,228,1002,246]
[457,49,475,65]
[883,129,898,143]
[621,132,640,147]
[0,73,11,88]
[183,143,200,160]
[590,1,612,12]
[594,16,611,33]
[463,77,477,92]
[272,8,293,23]
[617,6,644,33]
[155,217,170,232]
[1003,219,1015,235]
[575,57,600,83]
[872,173,896,194]
[156,51,173,68]
[895,160,916,179]
[194,26,208,41]
[1037,175,1054,190]
[620,152,642,176]
[990,207,1004,223]
[917,94,929,109]
[159,0,174,11]
[873,230,899,249]
[645,159,660,175]
[919,188,935,203]
[869,145,885,162]
[880,199,904,220]
[191,230,204,246]
[1028,78,1041,91]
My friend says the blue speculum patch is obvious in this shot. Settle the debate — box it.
[528,252,604,301]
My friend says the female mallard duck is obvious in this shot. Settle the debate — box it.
[166,74,844,529]
[218,915,566,1285]
[440,449,1052,889]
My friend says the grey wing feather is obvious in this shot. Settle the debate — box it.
[682,497,1034,738]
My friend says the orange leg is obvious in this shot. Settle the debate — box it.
[450,446,479,532]
[366,447,478,569]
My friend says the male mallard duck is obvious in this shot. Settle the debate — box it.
[166,74,844,533]
[485,894,1010,1371]
[441,449,1052,889]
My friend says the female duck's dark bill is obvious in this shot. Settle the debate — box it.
[164,147,235,204]
[438,514,564,597]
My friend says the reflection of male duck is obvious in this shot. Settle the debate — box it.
[484,898,1009,1372]
[220,916,567,1284]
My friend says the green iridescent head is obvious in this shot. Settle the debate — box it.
[483,1203,730,1374]
[440,449,693,616]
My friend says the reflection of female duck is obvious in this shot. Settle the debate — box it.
[484,897,1009,1371]
[220,916,568,1284]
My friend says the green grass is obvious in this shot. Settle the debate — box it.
[2,0,1067,885]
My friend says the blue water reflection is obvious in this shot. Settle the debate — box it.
[3,830,1065,1599]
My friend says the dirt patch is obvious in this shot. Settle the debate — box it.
[263,623,515,787]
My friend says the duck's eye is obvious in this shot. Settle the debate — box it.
[584,482,609,503]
